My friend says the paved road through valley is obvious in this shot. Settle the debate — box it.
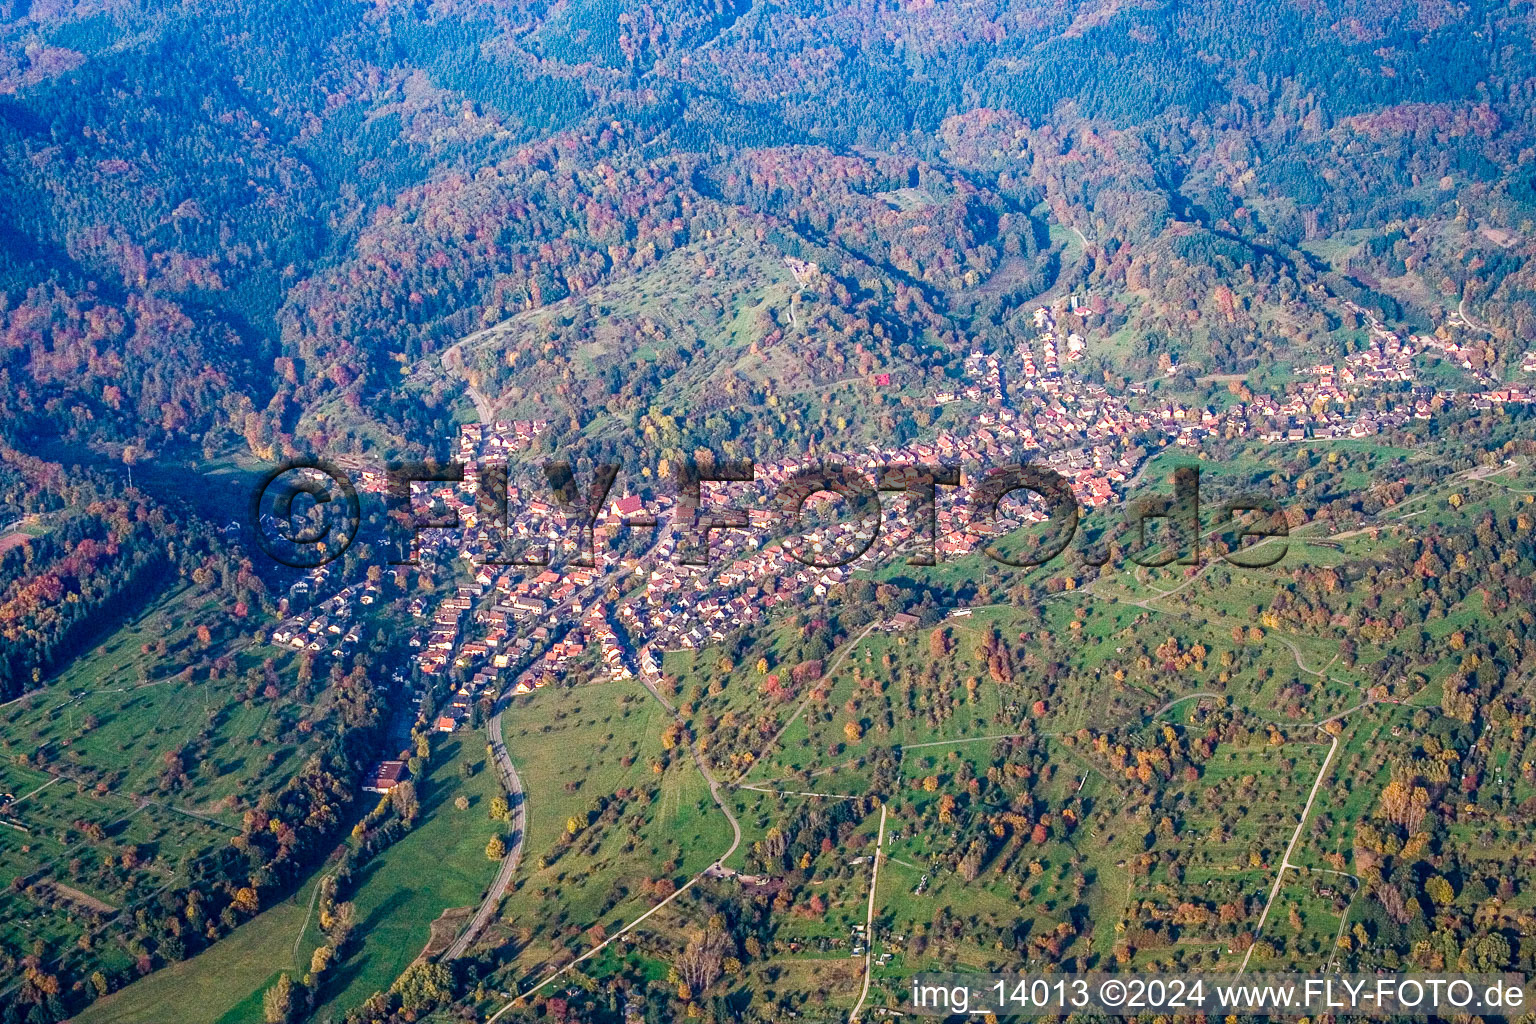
[445,705,525,960]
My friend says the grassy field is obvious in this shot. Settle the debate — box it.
[0,583,326,973]
[381,229,935,464]
[33,564,496,1024]
[61,439,1536,1021]
[311,736,504,1020]
[75,872,324,1024]
[0,584,311,819]
[91,732,522,1024]
[486,678,735,989]
[652,439,1479,1011]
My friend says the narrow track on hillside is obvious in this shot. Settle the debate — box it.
[848,803,887,1023]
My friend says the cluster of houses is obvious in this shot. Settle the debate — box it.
[455,419,550,461]
[423,383,1161,695]
[409,583,481,676]
[356,418,550,496]
[405,523,633,716]
[962,350,1004,405]
[1027,304,1086,376]
[270,581,376,657]
[361,302,1283,702]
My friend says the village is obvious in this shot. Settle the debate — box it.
[268,294,1536,797]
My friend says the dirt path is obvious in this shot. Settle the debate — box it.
[46,881,116,914]
[492,872,702,1020]
[1234,694,1399,977]
[7,776,59,807]
[1273,637,1338,679]
[735,781,861,800]
[491,670,746,1014]
[292,864,339,963]
[1279,864,1363,972]
[494,774,741,1018]
[1149,692,1222,719]
[736,619,880,784]
[848,803,887,1024]
[1237,724,1340,976]
[899,732,1035,751]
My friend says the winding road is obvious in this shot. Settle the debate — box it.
[1459,295,1486,332]
[443,339,495,425]
[445,706,526,960]
[436,312,524,963]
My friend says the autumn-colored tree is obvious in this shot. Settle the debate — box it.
[232,887,260,915]
[390,781,420,823]
[393,961,453,1013]
[262,973,292,1024]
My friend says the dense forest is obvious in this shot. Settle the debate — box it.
[0,0,1533,460]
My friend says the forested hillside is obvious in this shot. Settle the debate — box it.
[0,0,1533,458]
